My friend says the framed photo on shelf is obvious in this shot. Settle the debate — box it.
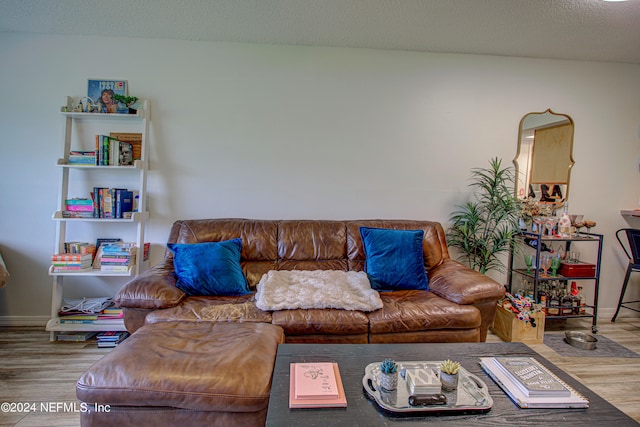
[87,79,127,113]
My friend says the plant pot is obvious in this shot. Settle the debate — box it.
[379,371,398,391]
[440,372,458,390]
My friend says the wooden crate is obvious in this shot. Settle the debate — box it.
[490,305,545,344]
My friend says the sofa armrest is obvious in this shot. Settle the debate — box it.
[428,259,505,305]
[114,262,186,309]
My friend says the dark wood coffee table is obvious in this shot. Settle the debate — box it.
[266,342,639,426]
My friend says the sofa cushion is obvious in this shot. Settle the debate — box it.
[168,239,251,296]
[367,290,481,334]
[145,295,272,324]
[271,308,369,337]
[359,227,429,291]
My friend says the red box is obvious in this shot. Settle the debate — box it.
[559,261,596,277]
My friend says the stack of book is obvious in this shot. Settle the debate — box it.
[480,356,588,408]
[62,198,94,218]
[58,298,124,325]
[51,253,93,272]
[289,362,347,408]
[58,307,124,325]
[96,331,130,348]
[100,242,137,273]
[68,150,97,165]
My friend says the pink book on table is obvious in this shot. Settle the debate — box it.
[289,362,347,408]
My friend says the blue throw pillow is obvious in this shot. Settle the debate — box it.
[167,238,251,296]
[359,227,429,291]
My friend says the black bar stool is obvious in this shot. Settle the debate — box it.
[611,228,640,322]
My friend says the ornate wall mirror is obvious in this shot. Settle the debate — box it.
[513,109,575,205]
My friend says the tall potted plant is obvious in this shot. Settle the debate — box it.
[447,157,521,274]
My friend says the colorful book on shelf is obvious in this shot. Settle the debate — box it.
[115,189,133,218]
[100,265,132,273]
[480,357,588,409]
[90,187,134,218]
[63,242,96,258]
[97,331,130,348]
[68,151,97,165]
[65,198,93,206]
[65,204,94,213]
[61,211,95,219]
[59,314,99,321]
[289,362,347,408]
[109,132,142,160]
[95,135,135,166]
[96,238,122,248]
[117,141,134,166]
[97,331,128,341]
[51,253,93,263]
[51,252,93,270]
[101,242,137,255]
[59,310,124,324]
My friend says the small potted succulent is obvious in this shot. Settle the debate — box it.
[379,358,399,391]
[439,359,461,390]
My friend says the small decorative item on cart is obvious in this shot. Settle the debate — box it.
[379,358,399,391]
[439,359,461,390]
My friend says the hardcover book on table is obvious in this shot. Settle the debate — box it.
[494,357,571,397]
[289,362,347,408]
[480,357,588,408]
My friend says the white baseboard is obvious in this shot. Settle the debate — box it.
[0,316,49,327]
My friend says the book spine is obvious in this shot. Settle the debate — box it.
[95,135,99,165]
[65,198,93,205]
[51,254,91,261]
[65,205,94,212]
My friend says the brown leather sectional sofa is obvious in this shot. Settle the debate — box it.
[115,218,505,343]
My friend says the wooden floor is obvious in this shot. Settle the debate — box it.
[1,318,639,426]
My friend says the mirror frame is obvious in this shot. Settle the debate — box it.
[513,108,575,204]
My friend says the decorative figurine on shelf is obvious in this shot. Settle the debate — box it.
[379,358,398,391]
[439,359,461,390]
[113,94,139,114]
[559,208,572,238]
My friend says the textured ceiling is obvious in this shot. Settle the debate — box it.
[1,0,639,64]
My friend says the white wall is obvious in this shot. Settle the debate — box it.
[1,33,639,324]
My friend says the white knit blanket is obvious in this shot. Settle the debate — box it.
[255,270,383,312]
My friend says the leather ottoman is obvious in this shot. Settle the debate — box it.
[77,321,285,427]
